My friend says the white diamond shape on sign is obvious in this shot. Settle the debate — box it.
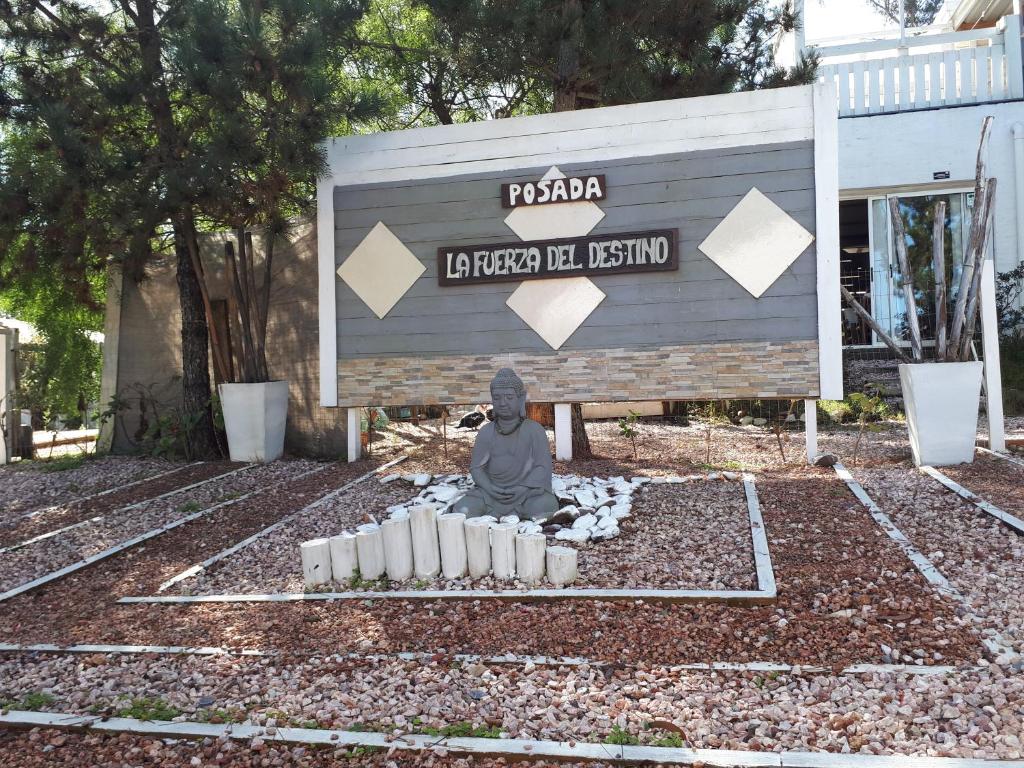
[504,166,606,241]
[336,221,425,319]
[698,187,815,299]
[506,277,606,351]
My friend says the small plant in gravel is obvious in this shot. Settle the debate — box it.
[604,725,640,745]
[196,707,248,725]
[421,722,501,739]
[618,409,641,460]
[15,692,56,711]
[177,500,202,514]
[116,697,182,721]
[217,491,243,502]
[348,746,384,757]
[36,455,90,473]
[650,733,685,748]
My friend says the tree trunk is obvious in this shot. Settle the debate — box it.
[552,0,591,460]
[553,0,583,112]
[174,221,219,459]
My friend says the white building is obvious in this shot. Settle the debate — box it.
[792,0,1024,349]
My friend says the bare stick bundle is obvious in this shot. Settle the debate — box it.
[844,117,995,365]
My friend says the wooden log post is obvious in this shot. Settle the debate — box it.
[490,522,518,579]
[328,533,358,583]
[840,286,912,363]
[545,546,578,587]
[409,505,441,579]
[355,526,386,580]
[464,518,492,577]
[300,538,332,589]
[888,197,924,361]
[515,533,546,584]
[437,513,468,579]
[381,517,414,582]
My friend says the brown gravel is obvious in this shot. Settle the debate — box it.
[938,453,1024,520]
[0,461,241,549]
[0,457,181,523]
[0,466,981,668]
[0,730,609,768]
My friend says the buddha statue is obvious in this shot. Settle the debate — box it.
[454,368,559,522]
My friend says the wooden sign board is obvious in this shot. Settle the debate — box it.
[437,229,677,286]
[500,174,606,208]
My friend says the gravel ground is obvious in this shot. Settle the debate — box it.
[0,461,240,549]
[0,460,323,594]
[185,476,755,595]
[856,466,1024,659]
[938,452,1024,520]
[0,466,981,669]
[0,730,605,768]
[0,456,180,523]
[1,652,1023,758]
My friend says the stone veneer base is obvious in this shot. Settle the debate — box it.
[336,340,820,406]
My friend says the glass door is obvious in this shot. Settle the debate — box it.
[868,190,971,345]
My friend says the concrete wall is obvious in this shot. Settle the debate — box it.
[111,221,347,457]
[838,100,1024,273]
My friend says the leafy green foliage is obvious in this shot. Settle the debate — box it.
[13,692,56,711]
[35,454,90,473]
[617,409,640,460]
[604,724,640,745]
[116,697,182,721]
[650,732,685,748]
[420,722,501,738]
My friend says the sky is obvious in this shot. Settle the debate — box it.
[804,0,906,43]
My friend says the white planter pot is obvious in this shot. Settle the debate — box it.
[219,381,289,463]
[899,362,982,467]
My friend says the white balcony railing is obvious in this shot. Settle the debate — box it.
[813,15,1024,116]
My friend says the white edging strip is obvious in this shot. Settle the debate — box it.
[121,587,772,604]
[1,463,256,554]
[0,464,331,603]
[157,456,408,593]
[9,462,203,523]
[833,463,961,599]
[0,642,972,675]
[3,711,1023,768]
[976,446,1024,469]
[920,465,1024,535]
[135,466,774,605]
[743,473,776,594]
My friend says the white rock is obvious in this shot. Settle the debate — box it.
[612,481,633,494]
[595,507,611,518]
[573,490,598,508]
[500,515,520,525]
[752,417,767,426]
[518,521,543,535]
[379,474,401,484]
[555,528,591,543]
[597,515,618,530]
[389,509,409,521]
[572,513,597,530]
[630,477,651,485]
[551,477,567,493]
[386,504,407,514]
[428,485,460,503]
[739,416,754,426]
[356,523,380,534]
[591,526,619,541]
[706,472,721,480]
[722,471,741,481]
[610,506,632,521]
[412,474,432,487]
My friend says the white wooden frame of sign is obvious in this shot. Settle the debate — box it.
[119,473,775,605]
[317,84,842,463]
[0,464,330,604]
[4,711,1022,768]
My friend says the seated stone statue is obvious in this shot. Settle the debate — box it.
[454,368,559,522]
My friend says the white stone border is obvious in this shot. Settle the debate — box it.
[0,642,975,676]
[920,465,1024,536]
[0,464,330,603]
[156,456,408,593]
[121,474,776,605]
[3,711,1023,768]
[976,447,1024,469]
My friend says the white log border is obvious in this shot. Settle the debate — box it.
[123,474,776,604]
[976,446,1024,469]
[0,463,252,554]
[0,464,331,603]
[2,711,1021,768]
[920,465,1024,536]
[156,456,407,592]
[834,463,1013,660]
[7,461,203,523]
